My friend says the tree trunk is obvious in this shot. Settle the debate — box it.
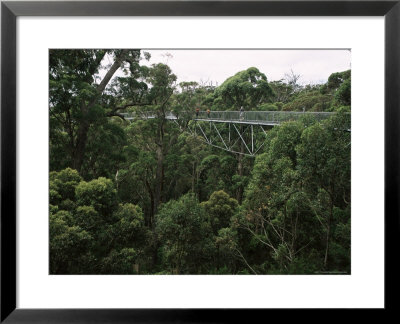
[72,120,90,171]
[324,199,334,269]
[216,244,220,271]
[154,145,164,215]
[72,50,129,172]
[145,180,155,228]
[153,115,166,217]
[192,162,196,193]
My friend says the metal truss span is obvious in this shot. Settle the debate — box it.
[120,110,349,157]
[187,121,272,157]
[186,111,340,157]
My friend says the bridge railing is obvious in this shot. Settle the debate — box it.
[120,110,338,124]
[196,111,334,123]
[120,112,155,120]
[120,112,177,120]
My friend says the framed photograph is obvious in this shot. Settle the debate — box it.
[1,0,399,321]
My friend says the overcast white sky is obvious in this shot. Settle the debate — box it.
[140,49,351,86]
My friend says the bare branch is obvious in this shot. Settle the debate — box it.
[235,248,258,275]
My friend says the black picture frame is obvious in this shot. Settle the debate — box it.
[1,0,399,322]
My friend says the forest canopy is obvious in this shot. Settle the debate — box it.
[49,49,351,274]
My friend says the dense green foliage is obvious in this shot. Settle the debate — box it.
[50,50,351,274]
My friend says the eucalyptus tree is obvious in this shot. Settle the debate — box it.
[49,49,149,173]
[237,115,350,273]
[320,70,351,108]
[239,121,314,272]
[117,63,178,227]
[155,194,215,274]
[210,67,275,202]
[296,112,351,269]
[50,168,149,274]
[213,67,274,110]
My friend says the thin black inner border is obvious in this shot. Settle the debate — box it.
[1,1,399,322]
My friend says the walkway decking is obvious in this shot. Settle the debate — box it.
[121,110,334,125]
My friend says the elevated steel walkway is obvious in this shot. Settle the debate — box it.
[194,111,333,125]
[119,110,348,157]
[121,110,334,125]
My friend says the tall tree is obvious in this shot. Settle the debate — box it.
[49,49,147,172]
[118,63,177,227]
[212,67,274,202]
[213,67,274,110]
[320,70,351,108]
[155,193,214,274]
[296,112,350,268]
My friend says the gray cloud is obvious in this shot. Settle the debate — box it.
[142,49,351,86]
